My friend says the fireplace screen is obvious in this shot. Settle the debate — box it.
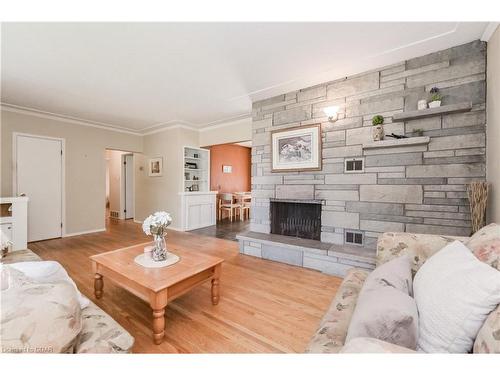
[270,200,322,241]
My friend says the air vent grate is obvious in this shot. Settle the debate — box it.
[345,158,364,173]
[345,230,363,246]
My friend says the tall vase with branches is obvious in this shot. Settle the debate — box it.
[467,181,490,234]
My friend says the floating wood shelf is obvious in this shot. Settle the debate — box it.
[392,102,472,122]
[362,136,430,150]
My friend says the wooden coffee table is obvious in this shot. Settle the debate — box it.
[90,243,223,345]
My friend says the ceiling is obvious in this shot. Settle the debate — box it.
[0,22,492,133]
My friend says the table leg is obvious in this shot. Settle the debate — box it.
[211,264,221,305]
[152,308,166,344]
[94,273,103,299]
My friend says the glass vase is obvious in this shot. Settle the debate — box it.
[152,234,167,261]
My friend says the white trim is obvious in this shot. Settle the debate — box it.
[198,114,252,132]
[63,228,106,238]
[2,103,142,135]
[142,124,198,135]
[12,132,66,238]
[481,22,499,42]
[1,102,249,135]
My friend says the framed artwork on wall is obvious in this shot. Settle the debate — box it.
[148,157,163,177]
[271,124,322,172]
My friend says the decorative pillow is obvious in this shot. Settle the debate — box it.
[473,304,500,353]
[466,223,500,271]
[0,265,82,353]
[346,256,418,350]
[414,240,500,353]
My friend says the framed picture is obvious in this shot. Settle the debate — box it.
[148,157,163,177]
[271,124,322,172]
[222,165,232,173]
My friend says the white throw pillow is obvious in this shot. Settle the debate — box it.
[414,240,500,353]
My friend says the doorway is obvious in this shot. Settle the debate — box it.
[190,140,251,241]
[105,149,134,223]
[14,133,64,242]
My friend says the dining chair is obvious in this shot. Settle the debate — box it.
[239,194,251,221]
[218,193,241,222]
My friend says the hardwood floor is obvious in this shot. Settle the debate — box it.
[29,218,341,353]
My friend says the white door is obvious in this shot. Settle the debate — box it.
[16,134,63,242]
[124,154,134,219]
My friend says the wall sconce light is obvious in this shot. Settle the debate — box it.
[323,106,339,122]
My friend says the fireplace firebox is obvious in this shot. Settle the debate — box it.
[270,199,322,241]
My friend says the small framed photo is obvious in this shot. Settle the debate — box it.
[222,165,232,173]
[148,157,163,177]
[271,124,322,172]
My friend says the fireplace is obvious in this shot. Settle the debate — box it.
[270,199,322,241]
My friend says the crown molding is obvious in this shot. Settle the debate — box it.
[1,102,251,137]
[142,123,198,136]
[1,102,143,135]
[481,22,499,42]
[198,114,252,132]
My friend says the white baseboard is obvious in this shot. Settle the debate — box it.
[63,228,106,237]
[133,219,143,224]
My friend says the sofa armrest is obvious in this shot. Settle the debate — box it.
[340,337,416,353]
[306,268,370,353]
[376,232,470,274]
[75,301,134,353]
[473,304,500,353]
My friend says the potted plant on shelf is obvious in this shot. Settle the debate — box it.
[413,128,424,137]
[428,87,442,108]
[372,115,384,141]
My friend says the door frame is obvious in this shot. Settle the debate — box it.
[121,153,134,220]
[12,132,66,237]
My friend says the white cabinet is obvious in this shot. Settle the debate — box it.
[0,197,29,251]
[179,192,217,231]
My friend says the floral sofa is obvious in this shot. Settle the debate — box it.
[1,249,134,353]
[306,229,500,353]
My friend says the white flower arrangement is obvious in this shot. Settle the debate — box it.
[142,211,172,237]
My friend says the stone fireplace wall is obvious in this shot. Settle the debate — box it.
[250,41,486,250]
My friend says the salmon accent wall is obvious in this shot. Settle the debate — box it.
[209,144,251,193]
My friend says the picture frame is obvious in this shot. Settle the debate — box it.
[222,165,232,173]
[148,157,163,177]
[271,124,322,172]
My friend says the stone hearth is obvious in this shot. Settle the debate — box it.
[237,231,375,277]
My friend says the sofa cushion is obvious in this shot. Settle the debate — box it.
[0,265,82,353]
[346,256,418,350]
[75,300,135,353]
[376,232,465,275]
[340,337,416,353]
[466,223,500,271]
[473,304,500,353]
[414,240,500,353]
[306,268,369,353]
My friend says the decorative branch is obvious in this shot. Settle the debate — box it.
[467,181,490,234]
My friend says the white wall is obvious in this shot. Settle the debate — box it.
[1,108,248,234]
[1,109,143,235]
[135,126,199,229]
[487,26,500,223]
[199,117,252,147]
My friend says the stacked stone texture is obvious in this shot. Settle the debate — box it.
[250,41,486,250]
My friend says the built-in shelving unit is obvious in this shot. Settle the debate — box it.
[392,102,472,122]
[183,146,210,192]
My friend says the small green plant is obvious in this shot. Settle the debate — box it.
[413,128,424,136]
[429,87,442,102]
[372,115,384,126]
